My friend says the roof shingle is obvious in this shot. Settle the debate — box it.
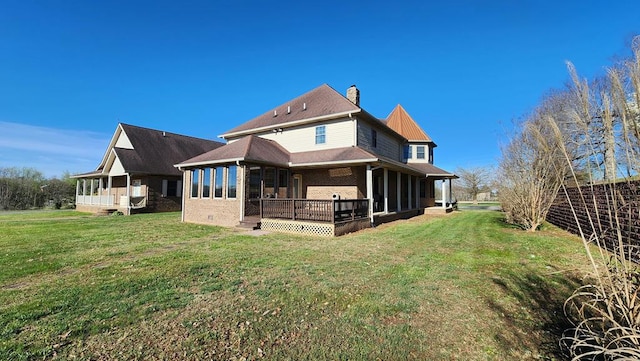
[114,123,224,175]
[221,84,361,137]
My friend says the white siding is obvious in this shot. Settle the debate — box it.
[406,142,433,164]
[115,131,134,149]
[357,121,403,161]
[110,157,126,176]
[258,117,355,152]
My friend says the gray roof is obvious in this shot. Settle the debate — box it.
[117,123,224,175]
[73,123,224,178]
[407,163,458,179]
[177,135,381,169]
[178,135,290,167]
[221,84,361,137]
[289,147,378,166]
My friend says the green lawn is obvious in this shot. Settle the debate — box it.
[0,210,591,360]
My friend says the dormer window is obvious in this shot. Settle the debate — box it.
[417,146,425,159]
[315,125,326,144]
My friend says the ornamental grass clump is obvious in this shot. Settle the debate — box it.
[553,36,640,360]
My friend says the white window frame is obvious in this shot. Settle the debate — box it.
[315,125,326,144]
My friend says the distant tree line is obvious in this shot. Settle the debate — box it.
[0,167,76,210]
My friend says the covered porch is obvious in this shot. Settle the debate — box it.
[242,162,454,236]
[72,172,148,215]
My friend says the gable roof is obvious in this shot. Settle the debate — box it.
[221,84,362,139]
[74,123,224,177]
[385,104,434,144]
[116,123,224,175]
[177,135,290,168]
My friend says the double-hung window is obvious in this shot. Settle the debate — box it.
[417,146,425,159]
[315,125,326,144]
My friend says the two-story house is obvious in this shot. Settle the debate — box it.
[176,84,456,236]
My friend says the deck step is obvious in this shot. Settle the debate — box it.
[238,220,261,230]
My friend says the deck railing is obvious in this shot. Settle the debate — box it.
[260,199,369,223]
[75,194,115,206]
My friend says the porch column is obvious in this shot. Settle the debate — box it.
[415,177,420,209]
[449,178,453,207]
[383,168,389,214]
[366,165,374,223]
[126,174,131,214]
[239,165,245,222]
[98,178,103,205]
[82,179,87,197]
[107,176,112,206]
[407,175,412,210]
[396,172,401,212]
[75,180,80,204]
[441,180,446,209]
[90,179,95,205]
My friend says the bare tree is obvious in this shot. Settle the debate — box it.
[454,167,492,203]
[498,104,568,231]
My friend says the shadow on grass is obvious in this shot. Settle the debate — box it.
[487,266,582,358]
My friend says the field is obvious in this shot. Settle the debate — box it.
[0,210,591,360]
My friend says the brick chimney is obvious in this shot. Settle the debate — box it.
[346,85,360,106]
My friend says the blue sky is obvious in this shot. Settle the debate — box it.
[1,0,638,177]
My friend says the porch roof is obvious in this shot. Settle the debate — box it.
[177,134,439,178]
[408,163,458,179]
[176,135,290,168]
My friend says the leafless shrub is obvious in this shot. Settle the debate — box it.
[498,104,568,231]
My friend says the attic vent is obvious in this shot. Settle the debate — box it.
[303,102,307,111]
[273,110,277,117]
[287,106,291,114]
[162,131,166,137]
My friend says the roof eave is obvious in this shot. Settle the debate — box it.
[219,109,361,139]
[175,157,244,169]
[290,157,379,168]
